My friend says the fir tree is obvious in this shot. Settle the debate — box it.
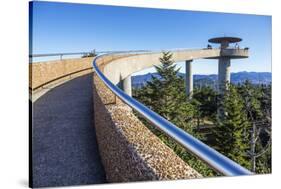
[133,52,216,176]
[237,81,271,173]
[192,86,217,126]
[135,51,195,131]
[212,83,251,169]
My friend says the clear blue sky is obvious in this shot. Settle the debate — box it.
[30,1,271,74]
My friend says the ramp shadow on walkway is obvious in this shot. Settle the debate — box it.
[31,74,106,187]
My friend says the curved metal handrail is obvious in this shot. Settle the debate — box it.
[93,51,252,176]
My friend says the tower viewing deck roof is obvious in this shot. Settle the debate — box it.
[208,37,242,44]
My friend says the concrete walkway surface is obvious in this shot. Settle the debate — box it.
[31,74,106,187]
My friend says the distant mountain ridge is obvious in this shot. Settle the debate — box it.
[132,71,272,89]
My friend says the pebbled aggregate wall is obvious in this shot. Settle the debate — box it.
[29,57,94,91]
[92,55,202,183]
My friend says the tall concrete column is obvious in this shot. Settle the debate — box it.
[123,75,132,96]
[218,57,231,94]
[185,60,193,99]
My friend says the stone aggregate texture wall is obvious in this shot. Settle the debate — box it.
[29,57,94,91]
[93,54,202,183]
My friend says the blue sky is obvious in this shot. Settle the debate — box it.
[30,1,271,74]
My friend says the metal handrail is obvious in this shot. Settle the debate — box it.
[93,51,253,176]
[29,50,150,58]
[29,52,91,58]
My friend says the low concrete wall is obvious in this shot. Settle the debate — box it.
[29,57,94,101]
[93,54,202,183]
[103,49,221,84]
[29,57,94,90]
[103,48,248,85]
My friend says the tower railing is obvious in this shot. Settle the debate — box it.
[93,51,253,176]
[220,48,249,57]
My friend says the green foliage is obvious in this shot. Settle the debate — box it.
[192,87,218,126]
[135,52,194,127]
[255,143,271,174]
[133,52,271,176]
[212,83,251,169]
[258,83,272,118]
[236,81,272,173]
[237,80,263,120]
[134,52,215,176]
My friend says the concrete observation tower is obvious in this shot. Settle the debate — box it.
[207,36,249,94]
[120,36,248,99]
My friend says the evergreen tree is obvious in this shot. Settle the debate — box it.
[134,52,216,176]
[212,83,251,168]
[237,80,263,120]
[192,87,217,126]
[135,51,195,132]
[259,83,272,119]
[237,81,271,173]
[133,52,272,175]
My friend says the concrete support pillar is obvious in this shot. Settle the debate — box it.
[218,57,231,94]
[185,60,193,99]
[123,75,132,96]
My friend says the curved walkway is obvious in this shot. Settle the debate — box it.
[32,74,106,187]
